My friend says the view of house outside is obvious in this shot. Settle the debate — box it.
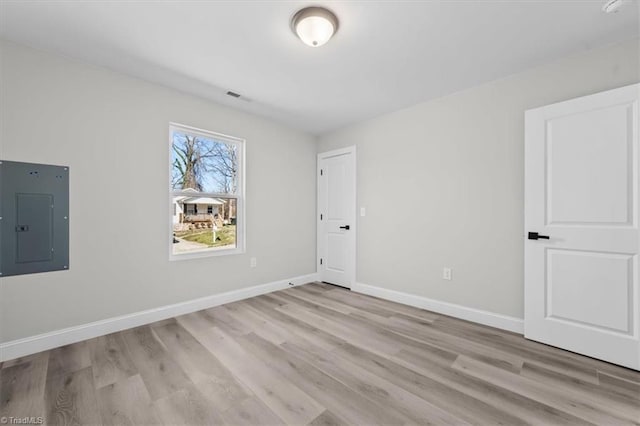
[171,128,239,255]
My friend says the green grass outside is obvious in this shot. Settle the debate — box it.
[176,225,236,248]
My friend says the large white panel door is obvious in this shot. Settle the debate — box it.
[318,147,356,288]
[525,84,640,370]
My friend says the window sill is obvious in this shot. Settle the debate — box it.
[169,246,245,261]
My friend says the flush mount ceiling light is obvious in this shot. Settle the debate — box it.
[291,6,339,47]
[602,0,630,13]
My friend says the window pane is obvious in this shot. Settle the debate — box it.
[171,130,238,194]
[172,196,237,255]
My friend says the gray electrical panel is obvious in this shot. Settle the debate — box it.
[0,161,69,277]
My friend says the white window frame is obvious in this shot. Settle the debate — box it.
[169,122,245,261]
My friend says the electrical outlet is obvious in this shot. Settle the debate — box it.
[442,267,452,281]
[360,207,366,217]
[250,257,257,268]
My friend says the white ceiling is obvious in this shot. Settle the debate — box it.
[1,1,638,135]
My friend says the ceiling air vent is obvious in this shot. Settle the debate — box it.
[226,91,241,98]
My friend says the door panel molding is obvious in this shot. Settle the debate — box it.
[544,100,637,227]
[545,248,634,335]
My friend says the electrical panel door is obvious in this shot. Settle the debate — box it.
[0,161,69,277]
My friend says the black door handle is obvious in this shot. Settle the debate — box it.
[339,225,350,230]
[528,232,550,240]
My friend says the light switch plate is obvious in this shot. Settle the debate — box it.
[442,267,452,281]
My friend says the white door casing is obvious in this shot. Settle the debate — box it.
[318,147,356,288]
[524,83,640,370]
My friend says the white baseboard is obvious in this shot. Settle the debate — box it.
[352,282,524,334]
[0,273,318,362]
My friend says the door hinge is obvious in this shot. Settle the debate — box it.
[320,258,323,265]
[320,213,323,220]
[320,169,323,176]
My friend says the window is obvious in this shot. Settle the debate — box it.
[170,123,244,259]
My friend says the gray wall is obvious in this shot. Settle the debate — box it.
[2,37,638,344]
[318,38,640,319]
[0,41,317,343]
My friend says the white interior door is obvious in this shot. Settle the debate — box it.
[318,147,356,288]
[524,84,640,370]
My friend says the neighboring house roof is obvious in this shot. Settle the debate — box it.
[172,188,199,203]
[172,188,225,205]
[180,197,224,205]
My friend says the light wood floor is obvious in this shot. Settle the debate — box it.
[1,282,639,425]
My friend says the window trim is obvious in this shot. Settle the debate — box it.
[169,122,246,261]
